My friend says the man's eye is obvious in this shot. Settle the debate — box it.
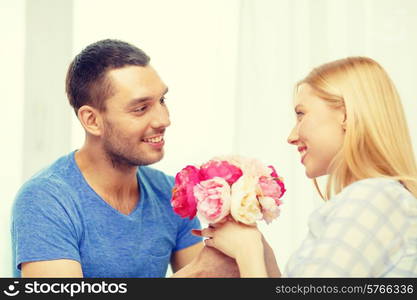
[296,111,304,116]
[134,106,148,112]
[160,97,166,105]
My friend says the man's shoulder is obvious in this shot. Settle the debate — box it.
[15,152,77,203]
[138,166,175,207]
[138,166,174,187]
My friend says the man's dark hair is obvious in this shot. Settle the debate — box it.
[65,39,150,115]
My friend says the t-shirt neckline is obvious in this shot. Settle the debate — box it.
[69,150,144,217]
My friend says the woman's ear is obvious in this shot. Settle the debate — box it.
[342,110,347,131]
[77,105,103,136]
[342,117,347,131]
[338,106,347,132]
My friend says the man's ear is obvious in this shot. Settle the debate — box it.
[77,105,103,136]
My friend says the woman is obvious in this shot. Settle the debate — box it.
[200,57,417,277]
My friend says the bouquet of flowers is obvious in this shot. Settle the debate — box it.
[170,155,286,225]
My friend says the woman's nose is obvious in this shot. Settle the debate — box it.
[287,126,298,145]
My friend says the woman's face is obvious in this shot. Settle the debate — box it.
[287,83,346,178]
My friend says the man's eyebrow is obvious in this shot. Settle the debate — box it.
[127,87,169,107]
[128,97,151,106]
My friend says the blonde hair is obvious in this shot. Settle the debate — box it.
[298,56,417,199]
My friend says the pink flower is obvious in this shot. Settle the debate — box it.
[200,160,242,185]
[171,157,287,225]
[194,177,231,224]
[267,165,286,198]
[171,165,201,219]
[258,176,284,206]
[217,155,270,177]
[255,169,285,224]
[276,180,286,198]
[268,165,278,178]
[258,197,281,224]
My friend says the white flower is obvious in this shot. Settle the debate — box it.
[230,175,263,224]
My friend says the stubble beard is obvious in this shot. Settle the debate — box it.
[102,122,164,170]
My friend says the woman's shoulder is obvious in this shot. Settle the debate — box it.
[333,177,417,217]
[339,177,411,198]
[342,177,402,191]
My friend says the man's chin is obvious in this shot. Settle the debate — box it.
[136,152,164,166]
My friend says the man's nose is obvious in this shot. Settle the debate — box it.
[150,104,171,129]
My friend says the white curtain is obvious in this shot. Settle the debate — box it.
[229,0,417,270]
[1,0,417,276]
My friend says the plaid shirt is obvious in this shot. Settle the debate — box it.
[284,178,417,277]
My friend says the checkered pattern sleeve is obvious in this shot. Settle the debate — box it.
[284,178,417,277]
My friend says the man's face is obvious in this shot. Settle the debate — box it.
[100,65,170,167]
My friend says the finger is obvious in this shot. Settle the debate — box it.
[191,229,202,237]
[210,215,232,228]
[217,216,229,224]
[200,227,214,238]
[204,238,215,248]
[246,222,258,228]
[209,222,221,228]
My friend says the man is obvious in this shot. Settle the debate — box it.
[12,39,210,277]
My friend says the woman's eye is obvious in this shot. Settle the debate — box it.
[296,111,304,117]
[160,97,166,105]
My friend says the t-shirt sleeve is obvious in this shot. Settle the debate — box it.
[12,178,81,274]
[173,216,203,252]
[286,179,408,277]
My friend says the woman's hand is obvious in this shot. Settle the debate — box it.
[195,218,263,259]
[193,218,268,277]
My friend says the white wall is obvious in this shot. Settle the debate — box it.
[1,0,417,277]
[71,0,240,173]
[0,0,25,278]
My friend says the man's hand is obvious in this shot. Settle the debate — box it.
[171,242,204,272]
[171,246,240,278]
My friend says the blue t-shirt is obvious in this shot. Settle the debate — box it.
[11,151,202,277]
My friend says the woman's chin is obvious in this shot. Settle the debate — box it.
[305,168,326,179]
[305,171,315,179]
